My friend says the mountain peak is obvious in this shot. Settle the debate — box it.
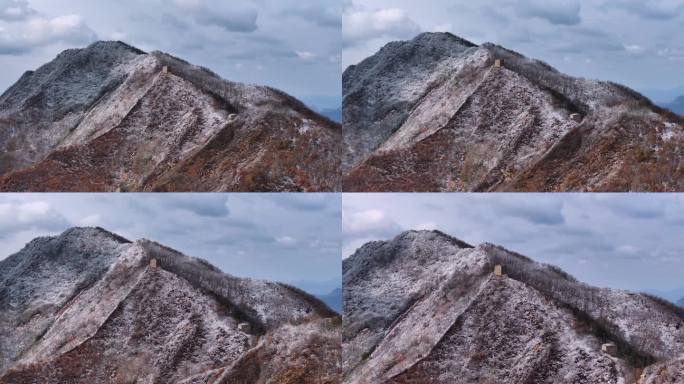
[396,229,474,248]
[51,40,146,64]
[343,31,682,191]
[0,229,340,382]
[411,31,478,48]
[0,40,341,192]
[84,40,146,54]
[344,230,684,382]
[50,227,133,246]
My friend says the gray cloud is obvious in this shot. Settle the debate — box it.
[0,0,35,21]
[272,194,335,211]
[495,199,565,225]
[281,3,342,28]
[608,0,684,20]
[164,195,230,217]
[516,0,582,25]
[176,1,258,32]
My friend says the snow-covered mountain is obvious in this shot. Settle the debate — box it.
[342,230,684,383]
[0,41,341,192]
[0,227,340,383]
[342,32,683,192]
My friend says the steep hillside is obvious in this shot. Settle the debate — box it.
[342,230,684,383]
[0,228,340,383]
[343,32,683,192]
[0,41,340,192]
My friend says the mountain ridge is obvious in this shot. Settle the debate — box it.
[343,32,683,192]
[0,227,340,383]
[0,41,341,192]
[342,230,684,383]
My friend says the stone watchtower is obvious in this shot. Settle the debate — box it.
[150,258,157,268]
[494,264,503,276]
[601,343,617,356]
[238,322,251,333]
[162,66,169,74]
[570,113,583,123]
[494,59,503,68]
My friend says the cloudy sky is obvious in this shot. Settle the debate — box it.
[343,0,684,102]
[343,194,684,300]
[0,0,341,109]
[0,194,341,294]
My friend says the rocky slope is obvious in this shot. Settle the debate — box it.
[342,32,683,192]
[0,41,341,192]
[342,230,684,383]
[0,227,340,383]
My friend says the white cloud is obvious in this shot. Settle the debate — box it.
[343,209,395,234]
[342,207,403,258]
[109,31,126,40]
[296,50,317,61]
[77,214,101,226]
[275,236,297,246]
[624,44,646,55]
[343,7,420,45]
[616,245,639,254]
[415,222,438,230]
[0,201,69,236]
[0,13,96,54]
[431,23,453,33]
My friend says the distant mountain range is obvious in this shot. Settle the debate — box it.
[343,32,683,192]
[661,96,684,115]
[679,297,684,307]
[640,86,684,105]
[317,288,342,313]
[0,41,341,192]
[319,107,342,123]
[0,227,340,383]
[343,230,684,383]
